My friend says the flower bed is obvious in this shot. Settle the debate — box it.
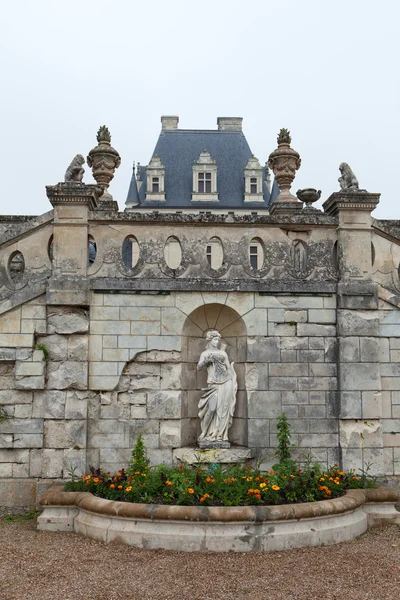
[66,462,375,507]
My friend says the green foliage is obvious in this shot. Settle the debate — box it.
[275,413,292,463]
[126,434,150,477]
[65,433,377,506]
[0,508,38,524]
[0,408,9,423]
[35,343,48,359]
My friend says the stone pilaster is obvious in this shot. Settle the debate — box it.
[45,182,103,305]
[324,191,384,474]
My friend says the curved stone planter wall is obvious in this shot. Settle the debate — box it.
[38,487,400,553]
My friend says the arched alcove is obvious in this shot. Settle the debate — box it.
[181,303,248,447]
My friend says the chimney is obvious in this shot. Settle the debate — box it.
[161,115,179,130]
[217,117,243,131]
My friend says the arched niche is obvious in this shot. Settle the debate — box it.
[181,303,248,448]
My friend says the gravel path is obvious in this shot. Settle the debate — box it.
[0,519,399,600]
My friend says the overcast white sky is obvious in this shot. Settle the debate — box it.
[0,0,399,218]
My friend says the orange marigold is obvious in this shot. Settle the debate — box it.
[117,485,123,490]
[166,481,173,486]
[187,488,194,494]
[110,484,115,489]
[272,485,280,491]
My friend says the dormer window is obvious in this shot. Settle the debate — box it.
[250,178,258,194]
[244,156,264,203]
[192,151,218,202]
[198,172,212,193]
[146,156,166,201]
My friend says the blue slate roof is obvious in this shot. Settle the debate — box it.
[126,129,279,209]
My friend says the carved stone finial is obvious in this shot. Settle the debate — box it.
[64,154,85,183]
[136,162,141,181]
[268,129,301,204]
[338,162,359,191]
[96,125,112,144]
[87,126,121,197]
[277,128,291,145]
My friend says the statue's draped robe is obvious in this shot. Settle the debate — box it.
[198,350,237,441]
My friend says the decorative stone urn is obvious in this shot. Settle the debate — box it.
[268,129,302,216]
[296,188,322,211]
[87,126,121,199]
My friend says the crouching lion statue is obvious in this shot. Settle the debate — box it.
[64,154,85,183]
[338,162,359,191]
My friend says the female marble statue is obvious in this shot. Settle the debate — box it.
[197,330,237,447]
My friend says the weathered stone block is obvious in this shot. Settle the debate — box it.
[32,390,66,419]
[63,448,86,477]
[47,307,89,334]
[282,391,309,404]
[147,390,181,419]
[339,337,360,363]
[309,363,337,377]
[14,404,32,418]
[243,309,268,335]
[126,363,160,390]
[248,418,269,447]
[0,418,43,434]
[0,449,29,463]
[340,420,382,449]
[0,334,33,347]
[91,321,130,335]
[118,335,147,349]
[47,361,88,390]
[269,377,298,391]
[0,390,32,405]
[88,335,102,361]
[15,375,45,390]
[340,391,362,419]
[15,361,44,377]
[308,419,338,434]
[280,350,297,362]
[298,433,338,447]
[68,336,88,361]
[308,309,336,324]
[269,363,308,377]
[359,337,380,362]
[248,391,281,418]
[130,406,147,418]
[103,335,118,348]
[338,310,379,337]
[298,350,324,363]
[297,324,336,337]
[36,334,67,361]
[65,390,89,419]
[298,377,336,391]
[269,323,296,337]
[160,363,181,390]
[284,310,307,323]
[44,420,86,449]
[147,335,181,352]
[268,308,285,322]
[103,348,129,362]
[280,337,308,350]
[42,449,64,478]
[247,337,280,362]
[13,434,43,448]
[160,421,181,448]
[90,306,120,321]
[0,349,16,361]
[340,363,381,391]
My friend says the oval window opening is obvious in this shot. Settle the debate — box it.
[206,237,223,270]
[249,238,264,270]
[48,235,54,262]
[9,251,25,282]
[164,237,182,270]
[122,236,140,268]
[371,242,375,267]
[88,236,97,267]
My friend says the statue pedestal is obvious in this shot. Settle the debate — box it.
[173,446,254,466]
[198,439,230,449]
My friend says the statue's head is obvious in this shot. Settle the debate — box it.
[206,329,221,348]
[75,154,85,166]
[339,162,350,174]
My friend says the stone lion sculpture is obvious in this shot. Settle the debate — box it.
[64,154,85,183]
[338,162,359,191]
